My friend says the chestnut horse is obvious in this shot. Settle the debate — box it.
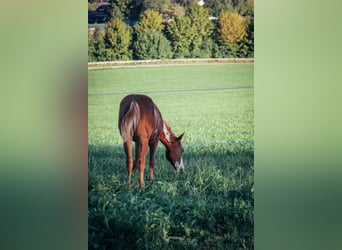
[118,94,185,188]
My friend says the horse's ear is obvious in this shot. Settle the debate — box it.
[177,132,185,141]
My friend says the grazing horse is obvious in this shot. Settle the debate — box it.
[118,94,185,188]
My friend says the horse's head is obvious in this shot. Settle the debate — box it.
[160,121,185,172]
[165,132,185,172]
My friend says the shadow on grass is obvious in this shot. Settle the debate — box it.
[88,143,253,180]
[88,143,254,249]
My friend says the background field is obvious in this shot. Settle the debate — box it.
[88,64,254,249]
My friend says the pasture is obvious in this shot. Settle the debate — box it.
[88,64,254,249]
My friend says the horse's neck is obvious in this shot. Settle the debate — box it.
[160,120,174,148]
[159,131,174,150]
[159,135,171,149]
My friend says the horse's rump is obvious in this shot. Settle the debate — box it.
[118,94,163,142]
[119,100,140,142]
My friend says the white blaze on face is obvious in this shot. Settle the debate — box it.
[175,158,184,172]
[163,122,171,143]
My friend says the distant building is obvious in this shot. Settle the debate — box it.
[88,2,111,24]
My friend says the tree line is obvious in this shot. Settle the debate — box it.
[88,0,254,61]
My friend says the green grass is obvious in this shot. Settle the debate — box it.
[88,64,254,249]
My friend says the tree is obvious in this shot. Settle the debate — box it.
[135,10,164,34]
[110,0,142,23]
[166,15,194,57]
[205,0,234,17]
[126,0,144,24]
[244,15,254,57]
[247,0,254,16]
[166,5,214,58]
[105,20,132,60]
[110,0,131,17]
[133,30,173,59]
[88,33,97,62]
[142,0,170,12]
[133,9,172,59]
[235,0,254,16]
[109,4,124,20]
[94,30,106,61]
[175,0,195,7]
[186,5,213,53]
[160,3,185,20]
[218,11,250,57]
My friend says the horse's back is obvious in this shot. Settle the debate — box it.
[118,94,162,142]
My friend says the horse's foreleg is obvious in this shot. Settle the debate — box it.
[123,141,133,185]
[136,139,148,188]
[149,141,158,182]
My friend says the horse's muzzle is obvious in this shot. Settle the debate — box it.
[175,158,184,172]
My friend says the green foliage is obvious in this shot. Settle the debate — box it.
[109,4,124,20]
[142,0,171,12]
[88,33,96,62]
[235,0,254,16]
[88,30,107,62]
[160,3,185,20]
[245,16,254,57]
[110,0,132,20]
[135,9,164,34]
[205,0,234,17]
[187,5,214,52]
[133,10,173,59]
[105,20,132,60]
[94,30,107,61]
[193,37,216,58]
[166,15,193,58]
[88,1,254,60]
[88,64,254,249]
[176,0,194,7]
[166,5,214,58]
[133,30,173,60]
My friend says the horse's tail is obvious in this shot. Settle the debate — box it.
[119,101,140,142]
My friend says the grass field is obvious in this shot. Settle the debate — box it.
[88,64,254,249]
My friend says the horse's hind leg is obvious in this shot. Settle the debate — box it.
[136,138,148,188]
[123,141,133,185]
[149,140,158,182]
